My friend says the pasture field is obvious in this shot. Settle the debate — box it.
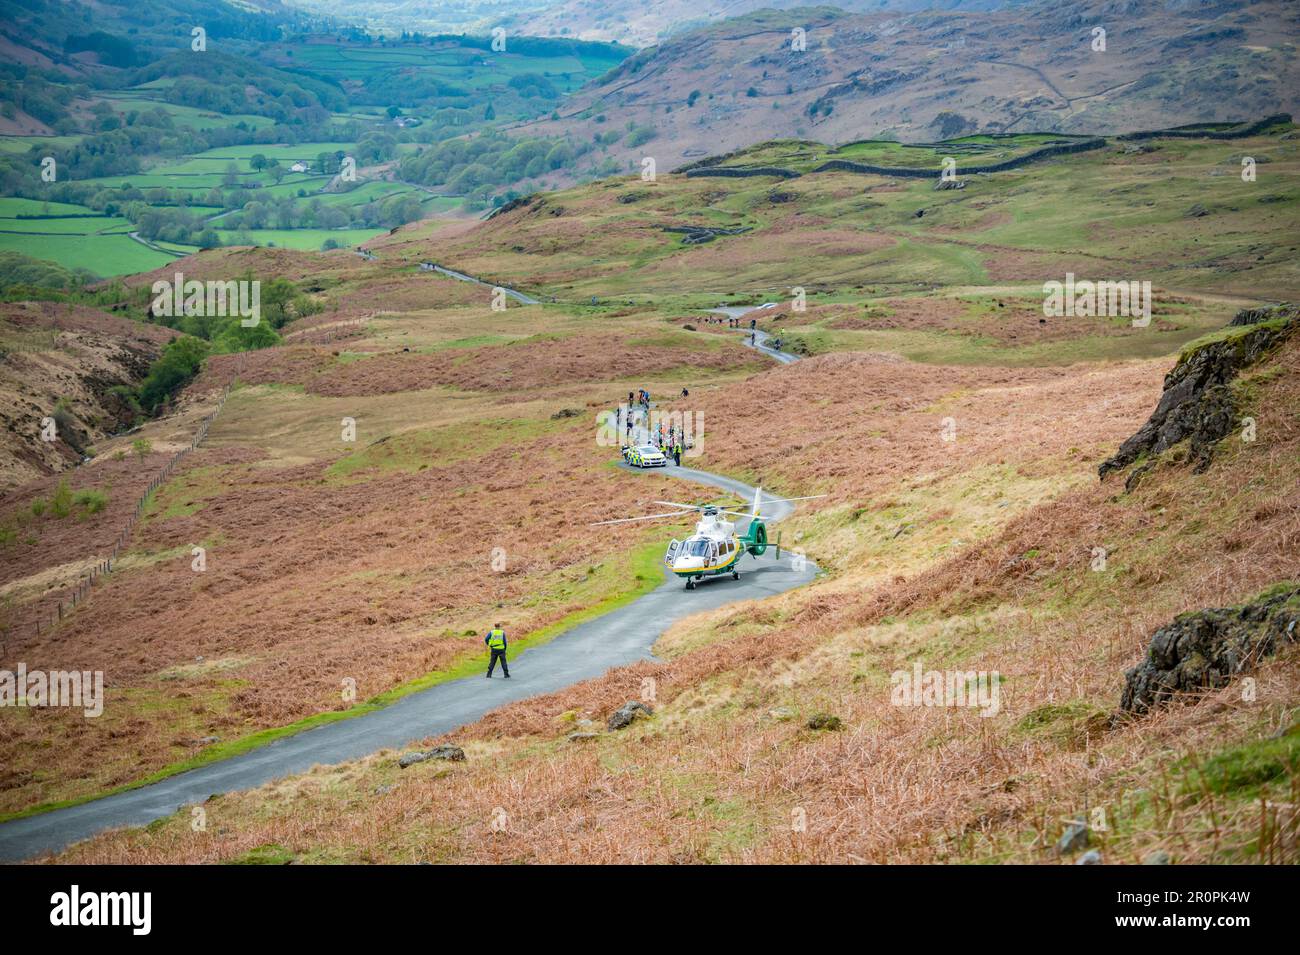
[0,232,175,275]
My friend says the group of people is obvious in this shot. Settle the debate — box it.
[612,387,689,465]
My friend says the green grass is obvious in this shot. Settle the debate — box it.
[0,215,132,235]
[0,197,100,216]
[218,228,388,250]
[0,232,175,277]
[1183,725,1300,797]
[326,419,558,480]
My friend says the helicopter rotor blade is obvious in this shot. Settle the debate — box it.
[652,500,745,510]
[590,509,698,526]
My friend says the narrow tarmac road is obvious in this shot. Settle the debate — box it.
[708,305,799,363]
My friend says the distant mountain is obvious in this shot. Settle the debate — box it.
[509,0,1299,171]
[0,0,308,77]
[504,0,1027,47]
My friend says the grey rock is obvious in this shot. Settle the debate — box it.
[1075,849,1103,865]
[1143,850,1172,865]
[607,700,654,730]
[1099,304,1297,480]
[1056,818,1089,855]
[567,732,600,743]
[398,744,466,768]
[1120,585,1300,714]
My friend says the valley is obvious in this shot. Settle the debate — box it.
[0,0,1296,877]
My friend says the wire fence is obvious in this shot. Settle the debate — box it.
[29,355,245,639]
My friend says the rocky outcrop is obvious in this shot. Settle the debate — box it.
[663,225,752,245]
[607,700,653,730]
[1120,585,1300,714]
[1099,304,1297,481]
[398,744,466,768]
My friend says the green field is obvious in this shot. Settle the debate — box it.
[227,228,387,250]
[0,216,132,234]
[0,232,176,275]
[0,198,103,216]
[98,93,276,132]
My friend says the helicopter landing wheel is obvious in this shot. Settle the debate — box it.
[732,570,740,580]
[685,579,696,591]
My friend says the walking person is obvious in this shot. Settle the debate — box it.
[485,623,510,679]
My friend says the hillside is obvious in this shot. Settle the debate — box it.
[0,303,176,490]
[505,0,1024,46]
[52,316,1300,864]
[0,122,1293,865]
[511,0,1300,172]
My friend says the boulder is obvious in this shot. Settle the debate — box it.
[398,744,466,768]
[1056,818,1089,855]
[1120,584,1300,715]
[1099,305,1296,480]
[607,700,653,730]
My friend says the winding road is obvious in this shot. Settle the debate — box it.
[709,305,799,364]
[0,310,810,861]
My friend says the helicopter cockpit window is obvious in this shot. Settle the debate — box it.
[685,539,711,556]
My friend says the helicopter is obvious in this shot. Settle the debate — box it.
[593,486,824,590]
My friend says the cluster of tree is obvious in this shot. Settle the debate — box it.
[506,72,559,100]
[136,335,211,413]
[64,31,139,68]
[0,67,81,132]
[217,190,423,234]
[137,52,346,123]
[0,251,93,297]
[0,109,352,195]
[399,130,592,195]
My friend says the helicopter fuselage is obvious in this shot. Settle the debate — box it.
[665,508,766,587]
